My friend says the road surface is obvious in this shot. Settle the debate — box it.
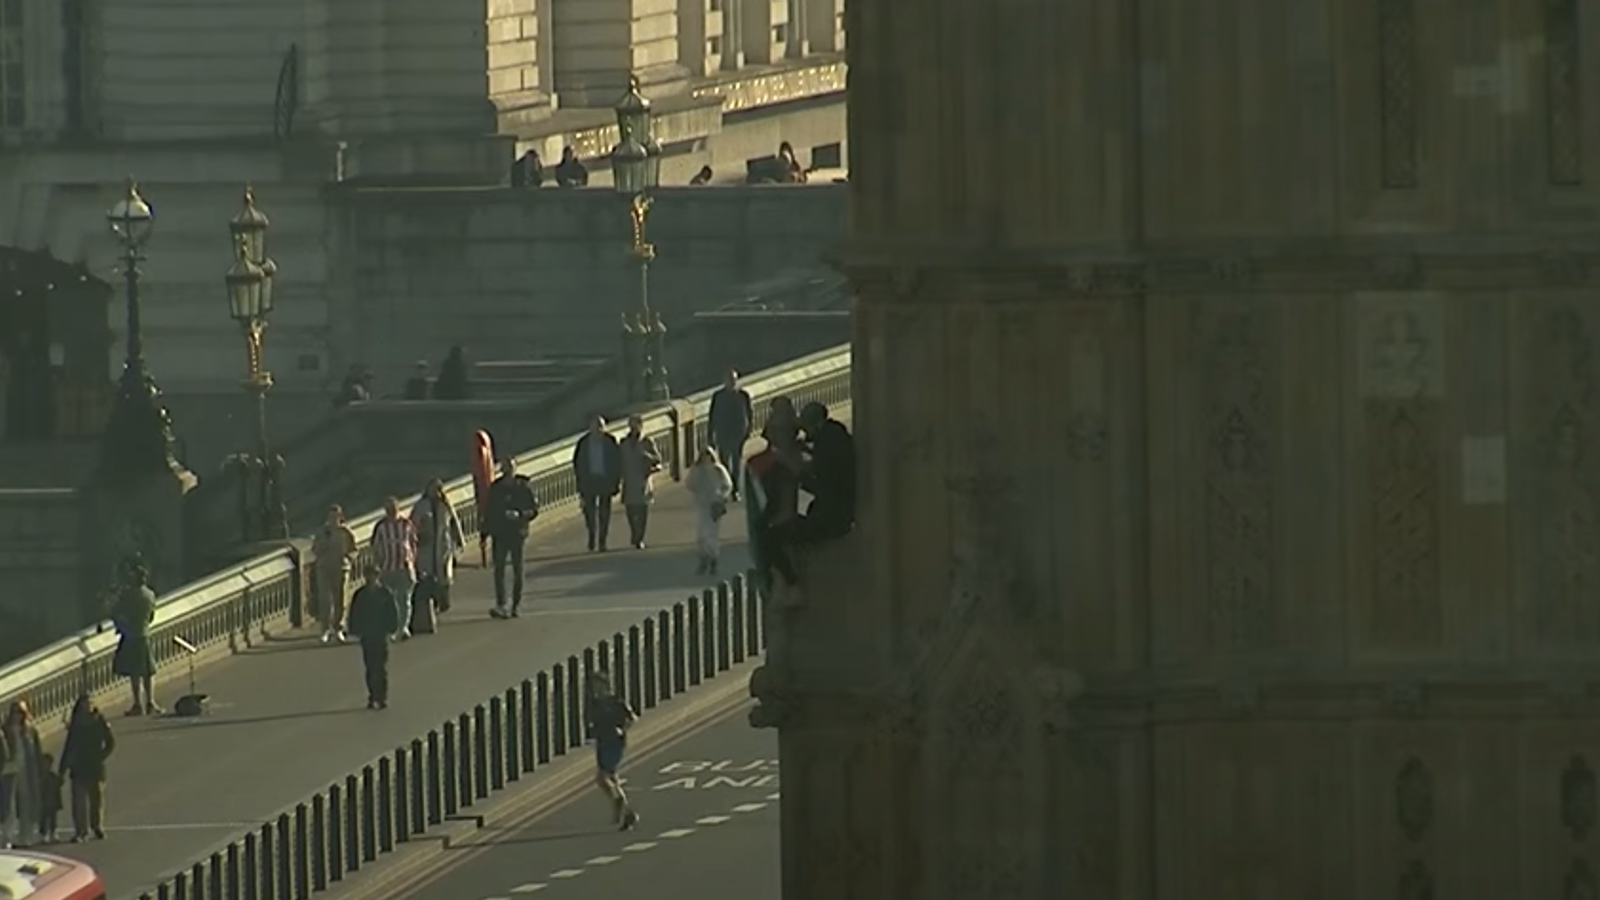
[61,480,753,899]
[385,703,779,900]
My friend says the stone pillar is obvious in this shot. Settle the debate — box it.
[549,0,689,108]
[757,0,1600,896]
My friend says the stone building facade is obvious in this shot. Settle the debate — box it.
[758,0,1600,895]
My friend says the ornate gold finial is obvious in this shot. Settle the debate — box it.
[242,183,255,206]
[628,73,642,92]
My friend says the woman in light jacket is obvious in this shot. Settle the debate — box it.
[1,700,45,847]
[410,479,465,616]
[686,447,734,575]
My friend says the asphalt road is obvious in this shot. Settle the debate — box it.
[59,480,753,900]
[388,703,779,900]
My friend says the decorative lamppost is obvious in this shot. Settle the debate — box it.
[223,186,287,541]
[611,74,669,402]
[100,178,183,480]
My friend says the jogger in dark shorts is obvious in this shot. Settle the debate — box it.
[586,674,639,830]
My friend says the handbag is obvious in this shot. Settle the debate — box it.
[710,500,728,522]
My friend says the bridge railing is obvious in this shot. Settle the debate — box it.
[0,344,851,723]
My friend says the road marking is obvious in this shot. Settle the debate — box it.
[766,792,781,801]
[585,855,622,866]
[549,869,584,879]
[658,828,695,838]
[622,842,658,852]
[510,886,547,894]
[732,802,768,813]
[696,815,732,825]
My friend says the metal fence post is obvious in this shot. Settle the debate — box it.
[551,666,568,756]
[731,578,747,662]
[191,861,205,900]
[173,872,189,900]
[343,774,361,872]
[360,766,377,861]
[274,814,291,900]
[658,609,673,700]
[641,619,658,709]
[226,843,242,900]
[377,758,395,853]
[535,672,552,763]
[687,595,702,686]
[292,804,310,900]
[518,681,536,774]
[628,624,643,703]
[565,655,582,747]
[703,588,718,678]
[326,784,344,882]
[242,833,259,900]
[209,853,222,900]
[257,824,275,900]
[459,711,478,804]
[392,748,410,842]
[442,722,459,815]
[474,704,492,799]
[310,795,327,891]
[495,692,513,786]
[612,632,627,703]
[410,738,427,834]
[426,731,443,825]
[671,603,686,692]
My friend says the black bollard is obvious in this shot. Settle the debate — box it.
[518,681,536,774]
[378,758,395,853]
[360,767,377,862]
[536,671,553,762]
[473,705,491,799]
[628,625,643,704]
[291,804,309,900]
[687,596,702,686]
[310,795,328,890]
[425,731,443,825]
[442,722,459,815]
[702,588,718,678]
[343,774,360,872]
[326,784,345,882]
[641,618,658,708]
[672,603,687,692]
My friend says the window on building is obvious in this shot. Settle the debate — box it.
[773,23,787,45]
[707,35,722,56]
[0,0,25,130]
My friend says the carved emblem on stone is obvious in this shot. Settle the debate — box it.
[1369,403,1441,644]
[1210,257,1254,284]
[1568,860,1599,900]
[1563,757,1598,840]
[1372,253,1421,287]
[1398,859,1433,900]
[890,265,923,300]
[1066,412,1108,460]
[1202,312,1276,650]
[1361,303,1441,400]
[1394,757,1434,841]
[1065,264,1097,294]
[1534,309,1600,641]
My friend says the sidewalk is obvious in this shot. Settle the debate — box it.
[62,482,751,900]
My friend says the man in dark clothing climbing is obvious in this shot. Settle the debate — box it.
[485,459,540,619]
[347,565,400,709]
[796,401,857,541]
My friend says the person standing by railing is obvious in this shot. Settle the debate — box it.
[370,498,418,641]
[485,460,539,620]
[572,417,622,553]
[59,695,114,842]
[109,564,160,716]
[312,505,358,644]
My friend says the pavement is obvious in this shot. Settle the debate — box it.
[381,703,779,900]
[53,479,754,900]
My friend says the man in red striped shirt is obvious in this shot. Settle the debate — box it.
[370,496,418,640]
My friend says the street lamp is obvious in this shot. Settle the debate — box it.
[99,177,183,481]
[223,185,287,541]
[611,74,669,402]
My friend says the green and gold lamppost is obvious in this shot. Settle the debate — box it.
[222,186,287,541]
[611,74,670,402]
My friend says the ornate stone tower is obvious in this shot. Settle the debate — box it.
[754,0,1600,895]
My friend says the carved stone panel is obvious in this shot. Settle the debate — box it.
[1545,0,1583,186]
[1357,293,1446,400]
[1198,309,1277,651]
[1528,308,1600,643]
[1367,401,1443,646]
[1377,0,1420,188]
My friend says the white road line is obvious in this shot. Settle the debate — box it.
[585,855,622,866]
[623,842,658,852]
[765,792,781,801]
[510,885,548,894]
[732,802,768,813]
[658,828,695,838]
[549,869,585,879]
[696,815,732,825]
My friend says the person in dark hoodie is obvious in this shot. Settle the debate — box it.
[59,695,114,842]
[485,459,540,619]
[347,565,400,709]
[796,401,857,541]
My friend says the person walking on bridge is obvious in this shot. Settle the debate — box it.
[708,369,753,501]
[59,696,114,842]
[585,674,640,831]
[0,701,44,848]
[687,446,733,575]
[619,414,663,549]
[573,417,622,552]
[370,497,418,641]
[347,565,400,709]
[312,505,358,643]
[485,459,539,619]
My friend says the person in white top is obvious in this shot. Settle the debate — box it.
[686,446,734,575]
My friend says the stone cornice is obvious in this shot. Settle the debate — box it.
[835,240,1600,299]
